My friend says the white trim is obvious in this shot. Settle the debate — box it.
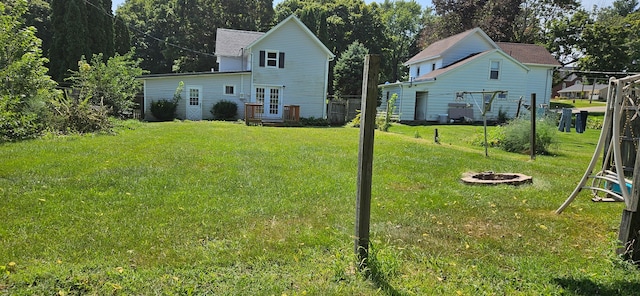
[185,85,203,120]
[266,50,280,68]
[489,60,501,80]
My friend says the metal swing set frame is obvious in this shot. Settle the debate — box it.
[557,74,640,214]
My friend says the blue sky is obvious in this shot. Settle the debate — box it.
[112,0,616,13]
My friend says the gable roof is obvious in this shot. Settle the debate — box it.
[247,15,335,59]
[496,42,560,67]
[215,28,265,57]
[404,28,496,65]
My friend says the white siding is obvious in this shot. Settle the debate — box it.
[408,59,443,81]
[382,51,529,121]
[249,20,330,118]
[525,65,554,105]
[142,73,251,121]
[218,55,251,72]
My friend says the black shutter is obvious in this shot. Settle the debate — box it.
[279,52,285,68]
[259,50,265,67]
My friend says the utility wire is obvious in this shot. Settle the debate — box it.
[82,0,217,58]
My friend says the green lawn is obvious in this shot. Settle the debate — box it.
[551,98,607,109]
[1,121,639,295]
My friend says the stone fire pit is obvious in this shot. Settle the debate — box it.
[461,171,532,186]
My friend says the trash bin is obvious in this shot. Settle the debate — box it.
[438,114,448,124]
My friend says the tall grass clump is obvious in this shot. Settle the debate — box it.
[501,115,558,154]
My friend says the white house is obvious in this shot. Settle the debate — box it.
[380,28,560,122]
[557,82,609,100]
[140,15,335,121]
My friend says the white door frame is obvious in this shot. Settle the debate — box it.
[255,85,283,120]
[186,85,203,120]
[415,91,428,121]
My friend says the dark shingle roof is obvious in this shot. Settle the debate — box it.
[496,42,560,66]
[215,28,265,57]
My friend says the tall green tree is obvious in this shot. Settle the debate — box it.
[3,0,53,59]
[578,23,629,72]
[85,0,114,59]
[379,0,424,82]
[49,0,116,82]
[545,9,591,67]
[333,41,369,97]
[49,0,89,83]
[0,0,58,141]
[113,15,131,55]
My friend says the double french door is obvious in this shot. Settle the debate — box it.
[255,86,282,119]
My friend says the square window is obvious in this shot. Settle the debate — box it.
[224,85,235,95]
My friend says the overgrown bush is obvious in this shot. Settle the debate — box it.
[150,82,183,121]
[0,104,42,142]
[500,116,558,154]
[47,93,112,134]
[65,51,146,118]
[211,100,238,120]
[0,2,57,142]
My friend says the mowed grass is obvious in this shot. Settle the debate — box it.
[551,98,606,109]
[1,120,640,295]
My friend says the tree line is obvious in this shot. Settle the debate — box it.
[10,0,640,87]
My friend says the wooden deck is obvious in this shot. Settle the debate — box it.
[244,103,301,126]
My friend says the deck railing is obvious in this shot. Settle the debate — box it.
[244,103,300,125]
[284,105,300,123]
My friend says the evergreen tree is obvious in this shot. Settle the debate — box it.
[333,41,369,98]
[49,0,116,82]
[113,15,131,55]
[86,0,114,59]
[49,0,89,83]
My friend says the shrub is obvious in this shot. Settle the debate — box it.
[211,100,238,120]
[150,82,183,121]
[300,117,330,126]
[500,116,557,154]
[150,99,179,121]
[0,105,42,142]
[587,116,603,130]
[497,108,509,124]
[65,51,145,118]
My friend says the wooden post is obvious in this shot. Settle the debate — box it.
[354,54,380,270]
[617,138,640,262]
[530,93,536,160]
